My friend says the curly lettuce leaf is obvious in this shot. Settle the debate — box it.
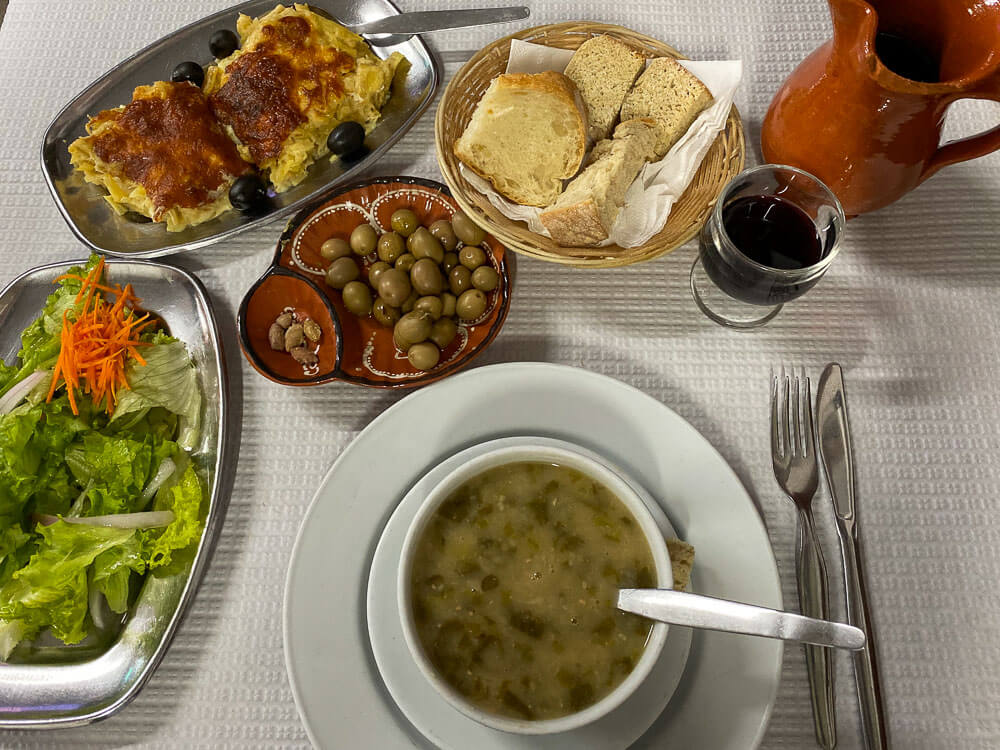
[0,521,136,656]
[112,339,202,451]
[142,463,204,570]
[92,535,146,614]
[65,433,154,516]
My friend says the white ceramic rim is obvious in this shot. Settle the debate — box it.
[396,443,672,736]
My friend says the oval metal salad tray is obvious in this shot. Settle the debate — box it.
[40,0,440,259]
[0,259,233,728]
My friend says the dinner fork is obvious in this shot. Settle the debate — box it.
[771,370,836,749]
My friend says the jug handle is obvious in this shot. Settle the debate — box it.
[921,83,1000,183]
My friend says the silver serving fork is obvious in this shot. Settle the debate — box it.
[771,370,837,749]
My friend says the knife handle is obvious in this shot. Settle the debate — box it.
[839,525,890,750]
[797,508,837,749]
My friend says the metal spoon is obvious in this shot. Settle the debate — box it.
[619,588,866,650]
[351,6,530,46]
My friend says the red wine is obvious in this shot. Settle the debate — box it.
[875,31,940,83]
[700,195,828,306]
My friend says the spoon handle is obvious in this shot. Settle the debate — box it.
[352,6,530,35]
[618,588,866,650]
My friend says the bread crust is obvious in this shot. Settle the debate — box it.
[453,71,588,206]
[539,198,608,246]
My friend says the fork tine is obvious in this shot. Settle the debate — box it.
[791,372,803,456]
[781,373,791,457]
[770,373,781,458]
[802,374,813,456]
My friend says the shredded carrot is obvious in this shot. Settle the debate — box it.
[46,258,154,415]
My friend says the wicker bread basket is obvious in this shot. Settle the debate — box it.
[435,22,746,268]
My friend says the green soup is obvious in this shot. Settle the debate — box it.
[409,461,657,721]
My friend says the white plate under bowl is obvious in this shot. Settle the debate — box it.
[283,362,783,749]
[368,437,691,750]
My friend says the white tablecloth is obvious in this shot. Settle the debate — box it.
[1,1,999,747]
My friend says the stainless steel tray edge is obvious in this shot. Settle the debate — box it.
[40,0,442,259]
[0,258,235,728]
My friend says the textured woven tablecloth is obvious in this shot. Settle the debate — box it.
[1,0,999,747]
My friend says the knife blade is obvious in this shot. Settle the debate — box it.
[816,363,890,750]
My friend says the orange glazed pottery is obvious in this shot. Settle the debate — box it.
[762,0,1000,216]
[238,177,512,388]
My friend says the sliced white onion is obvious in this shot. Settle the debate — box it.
[0,371,49,416]
[34,510,175,529]
[140,458,176,504]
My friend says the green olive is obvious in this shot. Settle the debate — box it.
[372,297,400,327]
[390,208,419,237]
[407,227,445,263]
[442,252,459,273]
[368,261,391,288]
[393,311,433,349]
[407,341,440,371]
[377,232,406,263]
[394,253,416,273]
[429,317,458,349]
[449,265,473,295]
[471,265,500,292]
[324,256,360,289]
[456,288,488,320]
[401,290,419,313]
[377,267,412,307]
[439,292,457,318]
[414,296,443,320]
[320,238,352,261]
[429,220,458,252]
[342,280,373,316]
[452,211,486,246]
[459,245,487,270]
[350,224,378,255]
[411,258,444,296]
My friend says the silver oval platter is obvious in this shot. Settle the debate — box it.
[0,259,233,727]
[40,0,440,258]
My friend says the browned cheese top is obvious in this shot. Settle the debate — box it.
[208,15,355,164]
[90,81,250,215]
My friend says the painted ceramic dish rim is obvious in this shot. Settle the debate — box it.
[397,443,671,735]
[237,175,512,388]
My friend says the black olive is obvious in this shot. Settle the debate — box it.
[170,61,204,88]
[327,121,366,157]
[209,29,240,59]
[229,174,268,212]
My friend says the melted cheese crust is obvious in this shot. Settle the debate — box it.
[204,3,404,192]
[68,81,251,232]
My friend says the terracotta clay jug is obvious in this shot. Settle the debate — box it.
[761,0,1000,216]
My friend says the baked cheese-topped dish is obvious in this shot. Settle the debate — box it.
[68,81,252,232]
[204,3,404,192]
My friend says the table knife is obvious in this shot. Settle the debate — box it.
[816,363,890,750]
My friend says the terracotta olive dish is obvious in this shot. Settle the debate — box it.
[238,176,512,388]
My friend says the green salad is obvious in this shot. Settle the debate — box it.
[0,255,206,660]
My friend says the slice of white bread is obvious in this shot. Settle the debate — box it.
[539,118,658,245]
[453,71,587,207]
[667,538,695,592]
[620,57,713,157]
[563,35,646,142]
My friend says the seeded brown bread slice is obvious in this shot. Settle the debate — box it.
[539,118,658,246]
[563,34,646,142]
[452,71,588,207]
[620,56,713,157]
[667,538,695,592]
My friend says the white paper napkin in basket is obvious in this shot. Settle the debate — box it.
[458,39,743,248]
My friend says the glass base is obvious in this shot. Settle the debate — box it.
[689,256,782,329]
